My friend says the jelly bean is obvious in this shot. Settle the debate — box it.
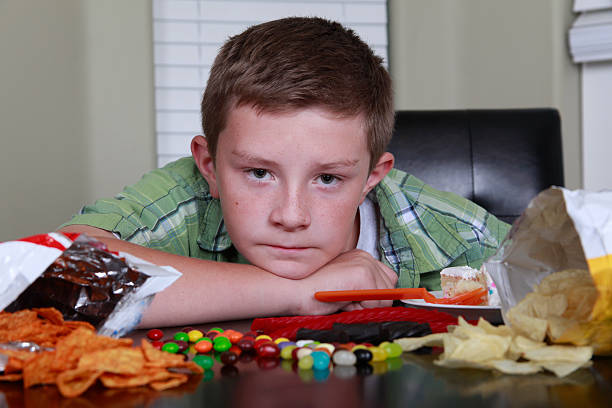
[382,342,403,359]
[351,344,368,352]
[369,346,387,362]
[255,334,272,341]
[173,332,189,342]
[353,348,373,364]
[298,355,314,370]
[314,347,332,357]
[175,340,189,353]
[306,341,321,349]
[291,347,302,360]
[209,327,224,333]
[296,339,314,347]
[256,342,280,358]
[225,330,244,344]
[188,330,204,343]
[193,354,214,369]
[213,337,232,352]
[274,337,290,344]
[280,345,297,360]
[237,337,255,352]
[316,343,335,354]
[147,329,163,341]
[296,348,312,360]
[332,350,357,366]
[151,340,164,350]
[194,339,213,354]
[162,342,179,353]
[277,341,293,350]
[254,338,272,348]
[221,365,239,377]
[311,351,330,370]
[229,345,242,356]
[334,365,357,379]
[220,351,238,365]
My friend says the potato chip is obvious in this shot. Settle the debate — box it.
[546,316,579,342]
[540,361,592,378]
[33,308,65,325]
[506,308,547,342]
[149,373,189,391]
[140,339,185,367]
[100,368,175,388]
[78,347,144,375]
[476,317,514,337]
[394,333,446,352]
[56,368,102,398]
[53,327,132,371]
[523,345,593,363]
[23,351,61,388]
[487,359,542,375]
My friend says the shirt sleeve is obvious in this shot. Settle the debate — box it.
[59,163,200,257]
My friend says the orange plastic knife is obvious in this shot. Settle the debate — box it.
[314,287,486,305]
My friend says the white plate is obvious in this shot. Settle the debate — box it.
[401,291,503,324]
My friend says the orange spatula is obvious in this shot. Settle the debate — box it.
[314,287,487,306]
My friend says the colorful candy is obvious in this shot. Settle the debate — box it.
[147,329,163,341]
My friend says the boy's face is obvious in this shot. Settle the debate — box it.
[194,105,392,279]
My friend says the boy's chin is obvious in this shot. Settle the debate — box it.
[256,260,322,280]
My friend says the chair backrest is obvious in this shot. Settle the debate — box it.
[387,109,564,224]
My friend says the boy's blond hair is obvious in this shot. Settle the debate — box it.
[201,17,393,172]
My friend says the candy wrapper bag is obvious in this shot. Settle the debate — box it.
[0,232,181,337]
[485,187,612,354]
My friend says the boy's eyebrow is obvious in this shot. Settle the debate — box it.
[231,150,360,169]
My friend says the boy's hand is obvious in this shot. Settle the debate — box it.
[293,249,398,315]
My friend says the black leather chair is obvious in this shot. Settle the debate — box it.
[387,109,564,224]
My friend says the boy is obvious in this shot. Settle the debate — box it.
[59,17,509,327]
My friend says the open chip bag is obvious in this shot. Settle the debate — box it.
[0,232,181,337]
[485,187,612,355]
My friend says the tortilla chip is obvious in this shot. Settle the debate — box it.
[23,351,60,388]
[78,347,145,375]
[56,368,102,398]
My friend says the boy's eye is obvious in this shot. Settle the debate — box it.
[251,169,268,179]
[319,174,336,184]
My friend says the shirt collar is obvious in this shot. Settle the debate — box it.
[196,196,233,252]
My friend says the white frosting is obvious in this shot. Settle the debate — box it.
[439,266,480,279]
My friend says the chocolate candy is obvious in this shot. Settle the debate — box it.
[175,340,189,353]
[147,329,163,341]
[220,351,238,365]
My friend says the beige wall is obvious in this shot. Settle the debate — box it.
[0,0,582,241]
[0,0,155,241]
[389,0,582,189]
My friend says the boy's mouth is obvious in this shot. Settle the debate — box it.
[264,244,310,252]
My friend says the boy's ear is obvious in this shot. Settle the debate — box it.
[361,152,394,202]
[191,135,219,198]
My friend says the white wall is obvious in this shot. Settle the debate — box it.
[0,0,155,241]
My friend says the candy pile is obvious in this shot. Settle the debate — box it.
[149,326,408,381]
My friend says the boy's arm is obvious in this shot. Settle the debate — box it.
[58,225,397,328]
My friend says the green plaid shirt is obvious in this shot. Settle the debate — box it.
[61,157,510,290]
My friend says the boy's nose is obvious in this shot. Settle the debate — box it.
[269,189,311,231]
